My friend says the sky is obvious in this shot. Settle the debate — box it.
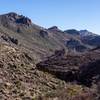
[0,0,100,34]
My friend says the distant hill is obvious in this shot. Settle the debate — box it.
[79,30,100,46]
[64,29,100,47]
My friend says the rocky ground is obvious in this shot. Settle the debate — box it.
[0,43,98,100]
[0,43,66,100]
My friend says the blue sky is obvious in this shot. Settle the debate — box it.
[0,0,100,34]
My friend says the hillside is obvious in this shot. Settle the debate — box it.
[0,43,97,100]
[0,43,67,99]
[37,47,100,99]
[1,12,100,59]
[0,12,100,100]
[0,12,67,62]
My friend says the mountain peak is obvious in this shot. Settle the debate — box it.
[80,29,88,32]
[48,26,58,29]
[48,26,61,31]
[79,30,96,37]
[6,12,18,17]
[64,29,80,35]
[0,12,32,26]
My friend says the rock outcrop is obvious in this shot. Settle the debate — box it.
[65,38,87,52]
[1,35,18,45]
[0,12,32,26]
[39,30,48,38]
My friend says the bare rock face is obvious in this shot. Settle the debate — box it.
[48,26,59,30]
[48,26,62,33]
[65,38,87,52]
[16,16,32,26]
[0,12,32,26]
[1,35,18,45]
[39,30,48,38]
[5,13,32,26]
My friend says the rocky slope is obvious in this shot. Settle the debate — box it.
[0,12,100,100]
[37,48,100,99]
[0,13,67,62]
[0,43,97,100]
[0,43,66,99]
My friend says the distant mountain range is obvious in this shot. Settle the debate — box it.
[64,29,100,47]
